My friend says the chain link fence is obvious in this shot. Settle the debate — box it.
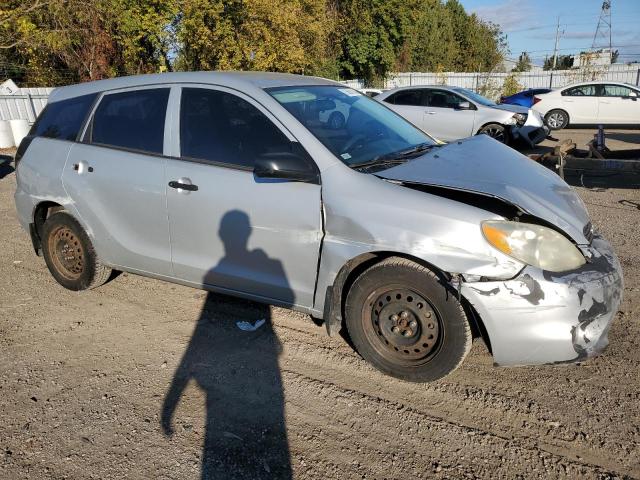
[342,65,640,99]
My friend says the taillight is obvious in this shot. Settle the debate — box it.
[533,96,542,105]
[14,135,35,168]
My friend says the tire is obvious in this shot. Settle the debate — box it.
[545,109,569,130]
[41,211,111,291]
[328,112,345,129]
[345,257,472,382]
[477,123,508,143]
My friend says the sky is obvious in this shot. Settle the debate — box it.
[459,0,640,64]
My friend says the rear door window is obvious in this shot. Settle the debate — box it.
[562,85,597,96]
[424,89,466,109]
[179,87,293,168]
[386,90,426,106]
[30,93,97,141]
[90,88,169,154]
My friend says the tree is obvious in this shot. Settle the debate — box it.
[513,52,531,72]
[543,54,573,70]
[611,49,619,64]
[174,0,335,75]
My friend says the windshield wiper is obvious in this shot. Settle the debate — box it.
[387,142,436,160]
[349,158,409,170]
[349,142,436,170]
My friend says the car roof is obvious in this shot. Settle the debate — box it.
[382,85,462,93]
[48,71,340,103]
[554,80,636,90]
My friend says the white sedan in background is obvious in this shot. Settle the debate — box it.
[376,86,548,147]
[533,81,640,130]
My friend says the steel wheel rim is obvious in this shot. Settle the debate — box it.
[48,226,84,281]
[482,126,505,142]
[548,112,564,128]
[361,286,443,366]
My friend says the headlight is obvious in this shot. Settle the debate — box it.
[481,220,586,272]
[509,113,527,126]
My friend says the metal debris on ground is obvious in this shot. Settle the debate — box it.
[235,319,266,332]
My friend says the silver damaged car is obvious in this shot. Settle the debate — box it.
[14,72,623,382]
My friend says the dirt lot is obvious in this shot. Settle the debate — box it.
[1,144,640,479]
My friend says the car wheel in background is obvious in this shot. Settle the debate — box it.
[345,257,472,382]
[328,112,346,130]
[545,109,569,130]
[477,123,508,143]
[41,211,112,291]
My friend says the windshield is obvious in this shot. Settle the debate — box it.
[453,88,496,107]
[266,85,435,168]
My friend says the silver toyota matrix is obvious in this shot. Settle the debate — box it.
[14,72,623,382]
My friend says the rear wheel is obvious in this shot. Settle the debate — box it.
[41,212,111,291]
[477,123,508,143]
[545,109,569,130]
[345,257,471,382]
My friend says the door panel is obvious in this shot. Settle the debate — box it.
[166,86,322,308]
[561,84,599,123]
[388,104,425,130]
[422,89,476,141]
[598,84,640,123]
[63,143,171,274]
[62,87,172,275]
[166,163,321,307]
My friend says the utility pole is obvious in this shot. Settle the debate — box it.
[592,1,613,62]
[552,16,561,70]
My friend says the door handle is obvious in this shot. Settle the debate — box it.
[73,162,93,173]
[425,111,436,114]
[169,180,198,191]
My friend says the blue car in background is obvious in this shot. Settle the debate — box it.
[500,88,552,108]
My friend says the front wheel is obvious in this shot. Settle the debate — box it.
[477,123,508,143]
[345,257,472,382]
[41,211,112,291]
[545,109,569,130]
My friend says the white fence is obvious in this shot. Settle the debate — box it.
[343,65,640,98]
[2,65,640,122]
[0,87,53,124]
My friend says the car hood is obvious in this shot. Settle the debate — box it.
[377,135,591,244]
[491,103,529,114]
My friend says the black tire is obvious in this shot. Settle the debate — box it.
[545,109,569,130]
[328,111,345,129]
[477,123,508,143]
[345,257,471,382]
[41,211,111,291]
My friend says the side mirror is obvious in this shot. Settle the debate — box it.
[456,101,473,110]
[254,150,319,184]
[629,91,638,99]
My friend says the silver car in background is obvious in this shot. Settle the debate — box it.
[14,72,621,382]
[376,85,548,147]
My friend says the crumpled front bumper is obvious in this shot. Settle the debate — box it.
[461,235,623,366]
[511,110,549,147]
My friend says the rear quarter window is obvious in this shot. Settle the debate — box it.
[30,93,98,141]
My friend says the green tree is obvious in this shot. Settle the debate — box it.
[513,52,531,72]
[174,0,335,75]
[543,54,573,70]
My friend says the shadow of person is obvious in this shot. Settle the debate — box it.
[162,211,292,479]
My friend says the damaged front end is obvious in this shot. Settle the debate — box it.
[462,235,623,366]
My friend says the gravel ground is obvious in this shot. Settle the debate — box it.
[1,151,639,479]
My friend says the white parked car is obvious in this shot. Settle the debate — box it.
[376,86,548,146]
[532,81,640,130]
